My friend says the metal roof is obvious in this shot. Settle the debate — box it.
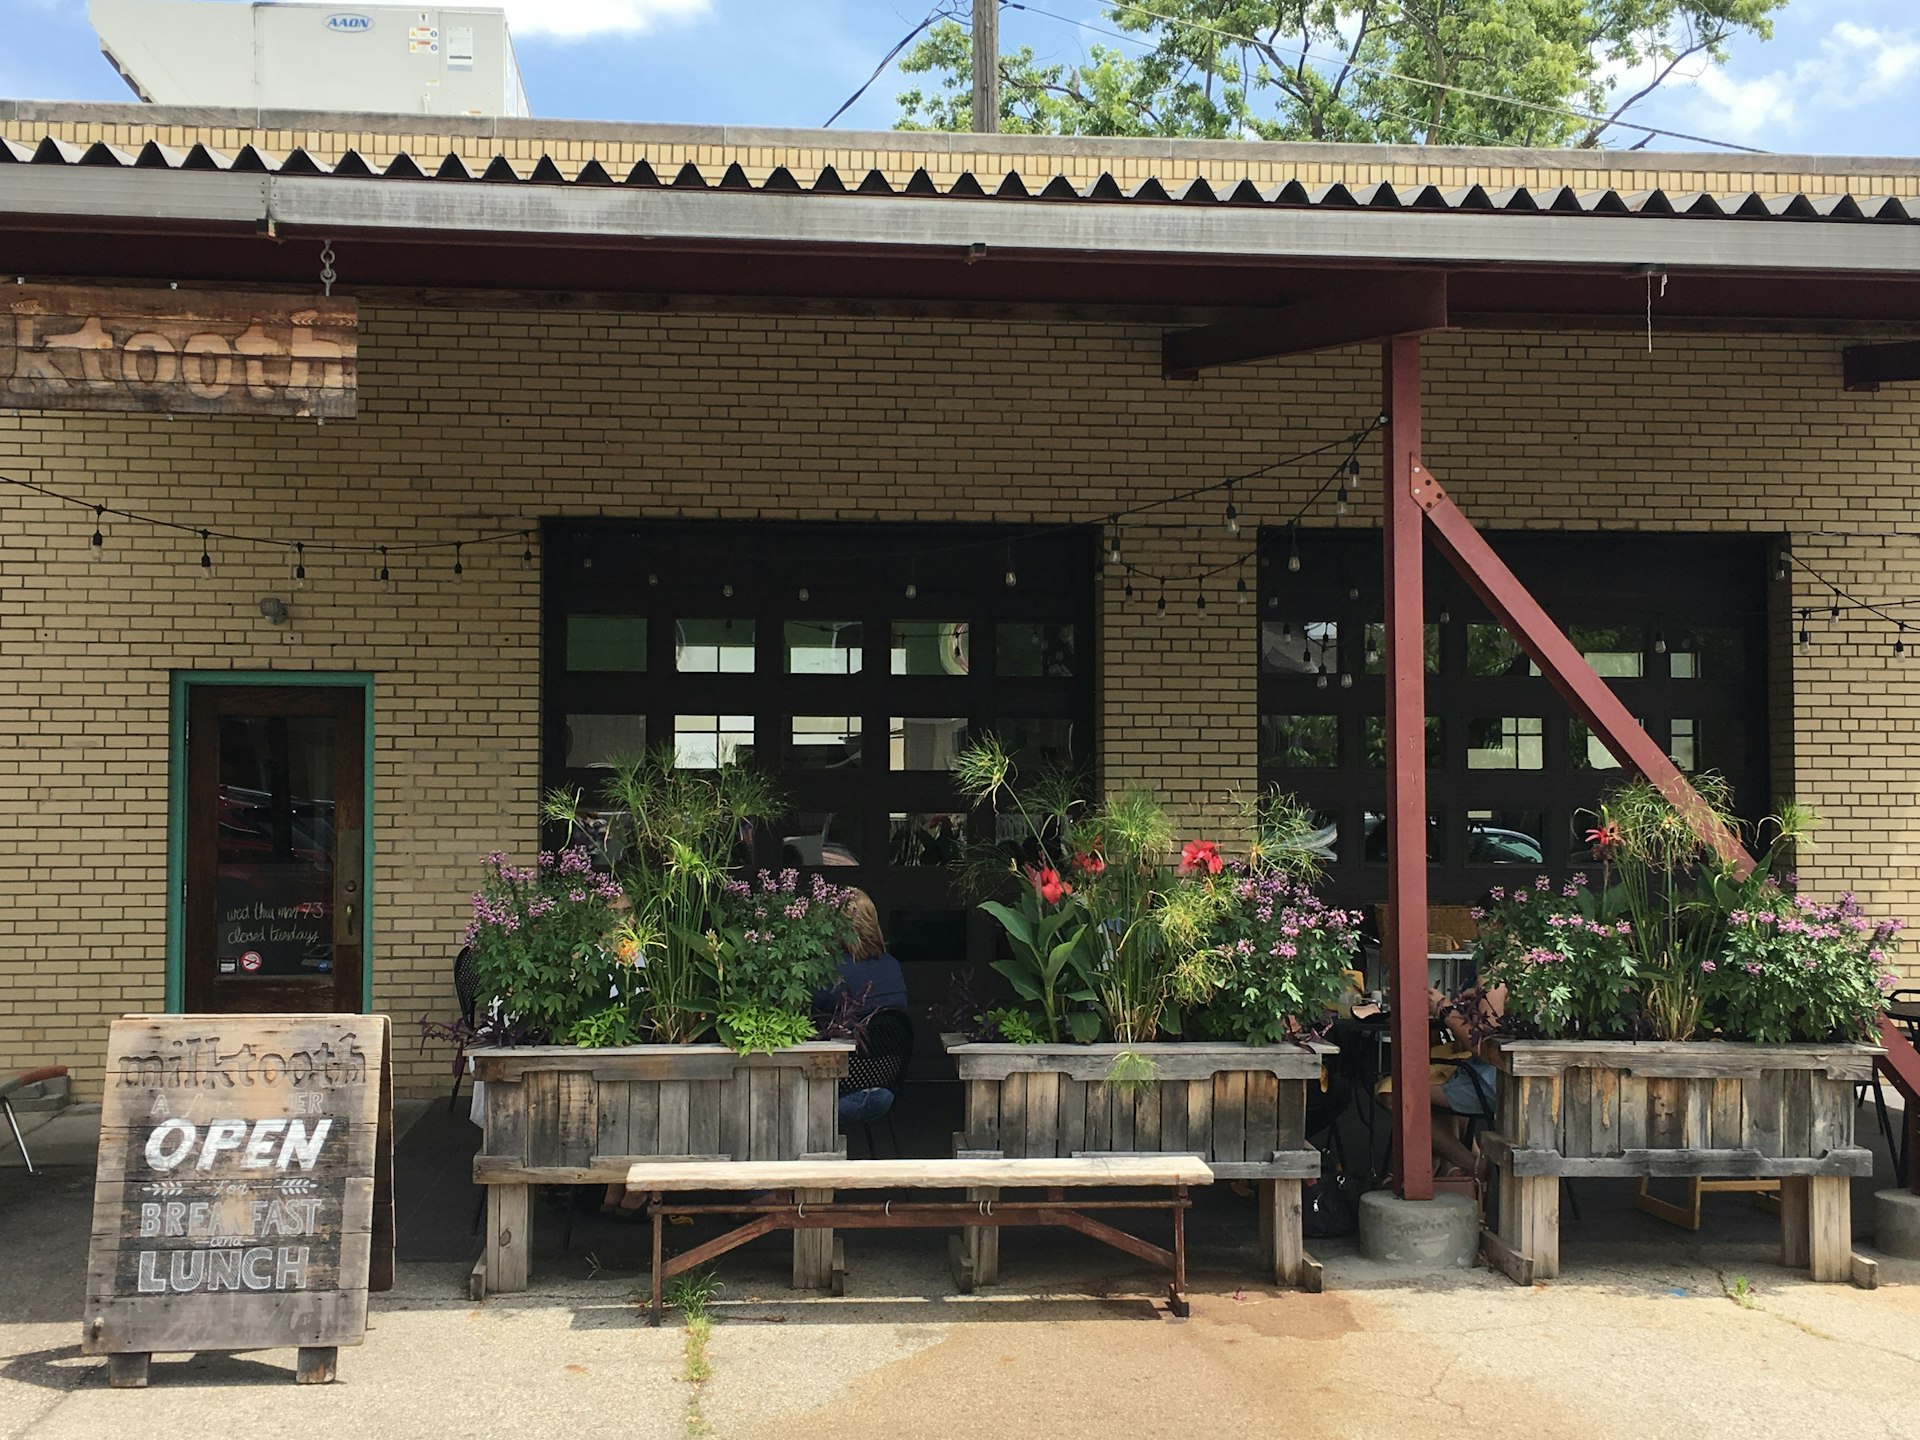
[3,132,1917,224]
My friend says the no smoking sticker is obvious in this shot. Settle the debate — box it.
[239,951,263,973]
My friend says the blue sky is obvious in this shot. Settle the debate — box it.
[3,0,1918,156]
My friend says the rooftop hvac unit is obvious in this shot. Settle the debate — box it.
[89,1,531,116]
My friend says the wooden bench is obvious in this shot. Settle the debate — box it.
[627,1155,1212,1324]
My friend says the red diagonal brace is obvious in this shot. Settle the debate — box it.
[1411,462,1753,878]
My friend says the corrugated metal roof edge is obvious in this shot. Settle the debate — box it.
[4,98,1920,180]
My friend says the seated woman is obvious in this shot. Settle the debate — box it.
[815,891,911,1131]
[1427,982,1505,1176]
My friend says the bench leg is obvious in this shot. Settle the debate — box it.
[1258,1179,1311,1289]
[295,1347,337,1385]
[961,1186,1000,1289]
[1168,1185,1190,1317]
[792,1188,835,1290]
[1488,1161,1556,1284]
[1779,1175,1810,1269]
[650,1202,664,1327]
[484,1183,529,1295]
[107,1354,150,1389]
[1805,1176,1852,1283]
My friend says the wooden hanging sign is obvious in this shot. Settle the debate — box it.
[82,1013,394,1387]
[2,285,357,418]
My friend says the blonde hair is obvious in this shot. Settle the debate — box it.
[846,889,886,962]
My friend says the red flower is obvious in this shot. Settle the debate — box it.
[1028,866,1073,906]
[1585,819,1623,858]
[1072,851,1107,876]
[1178,839,1224,877]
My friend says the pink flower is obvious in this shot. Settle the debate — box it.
[1028,866,1072,906]
[1178,839,1224,877]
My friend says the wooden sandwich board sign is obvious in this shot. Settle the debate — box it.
[3,284,357,418]
[82,1014,394,1387]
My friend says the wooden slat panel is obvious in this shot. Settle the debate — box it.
[1083,1079,1110,1153]
[1133,1076,1162,1156]
[1746,1069,1784,1157]
[472,1042,853,1084]
[1809,1076,1852,1156]
[1495,1041,1876,1082]
[1708,1077,1743,1150]
[1212,1071,1247,1164]
[629,1080,659,1156]
[963,1079,1000,1153]
[945,1040,1329,1083]
[1617,1074,1649,1151]
[484,1079,529,1162]
[1186,1079,1211,1160]
[1109,1080,1135,1152]
[1681,1077,1711,1151]
[687,1080,722,1158]
[594,1080,632,1160]
[1159,1077,1189,1154]
[998,1073,1028,1159]
[1244,1072,1278,1159]
[748,1068,779,1162]
[657,1080,692,1156]
[556,1071,597,1167]
[1525,1073,1560,1149]
[525,1070,562,1167]
[719,1072,749,1160]
[807,1075,837,1155]
[1590,1066,1620,1157]
[1782,1068,1813,1159]
[1646,1077,1684,1150]
[1058,1079,1087,1157]
[1024,1072,1059,1159]
[779,1068,808,1160]
[1562,1067,1593,1159]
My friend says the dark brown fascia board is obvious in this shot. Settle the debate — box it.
[1163,272,1449,377]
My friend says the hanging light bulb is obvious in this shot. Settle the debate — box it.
[1156,585,1167,615]
[1796,611,1811,653]
[905,581,918,600]
[1773,545,1790,583]
[798,586,810,602]
[199,530,212,570]
[1315,668,1329,691]
[1286,526,1301,574]
[1347,585,1360,601]
[1107,517,1122,565]
[1438,607,1451,625]
[292,542,308,590]
[1339,671,1354,689]
[378,545,392,592]
[1335,484,1349,518]
[1364,636,1380,668]
[89,505,105,560]
[1224,482,1239,535]
[723,583,734,599]
[648,572,660,587]
[1196,587,1208,613]
[1123,573,1134,601]
[1004,545,1018,588]
[1899,622,1910,659]
[520,533,534,569]
[1829,603,1839,621]
[1300,639,1312,666]
[1236,575,1249,603]
[1653,624,1668,656]
[452,542,464,578]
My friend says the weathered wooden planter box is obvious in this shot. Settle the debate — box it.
[943,1037,1333,1290]
[469,1042,852,1296]
[1482,1040,1881,1287]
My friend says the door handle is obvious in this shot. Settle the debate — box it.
[338,827,363,946]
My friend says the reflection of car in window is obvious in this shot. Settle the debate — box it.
[1465,825,1544,865]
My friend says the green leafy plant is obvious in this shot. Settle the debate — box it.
[712,869,857,1016]
[547,745,783,1044]
[1475,874,1640,1040]
[982,1006,1046,1045]
[464,846,630,1044]
[1195,871,1363,1046]
[715,1002,818,1055]
[1701,887,1902,1044]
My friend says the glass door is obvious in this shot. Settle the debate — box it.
[183,684,366,1014]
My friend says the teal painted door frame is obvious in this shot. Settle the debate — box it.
[166,672,375,1012]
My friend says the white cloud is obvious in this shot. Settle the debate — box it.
[498,0,713,42]
[1675,18,1920,143]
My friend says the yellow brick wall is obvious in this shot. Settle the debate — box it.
[1,310,1916,1098]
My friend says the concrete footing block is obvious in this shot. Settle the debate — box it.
[1873,1188,1920,1258]
[1358,1191,1480,1269]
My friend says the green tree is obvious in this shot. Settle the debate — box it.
[896,2,1782,146]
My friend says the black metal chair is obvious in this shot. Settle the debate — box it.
[448,945,479,1114]
[841,1008,914,1158]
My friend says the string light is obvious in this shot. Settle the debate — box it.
[1224,482,1239,535]
[198,530,211,570]
[1339,671,1353,689]
[1363,634,1380,669]
[1123,571,1134,601]
[1287,525,1301,574]
[722,583,735,599]
[1236,575,1248,603]
[1315,666,1329,691]
[89,505,105,560]
[1196,585,1208,612]
[1004,545,1018,588]
[1773,543,1790,583]
[1653,624,1668,655]
[905,558,918,600]
[291,542,307,590]
[1156,583,1166,615]
[452,542,464,578]
[798,586,810,602]
[520,533,534,569]
[377,545,392,591]
[1107,516,1122,565]
[1797,610,1811,653]
[1438,607,1451,625]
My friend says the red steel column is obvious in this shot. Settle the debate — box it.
[1383,335,1433,1200]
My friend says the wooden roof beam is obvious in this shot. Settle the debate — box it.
[1843,340,1920,391]
[1163,272,1449,379]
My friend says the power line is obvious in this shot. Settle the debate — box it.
[1003,2,1765,153]
[825,4,960,127]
